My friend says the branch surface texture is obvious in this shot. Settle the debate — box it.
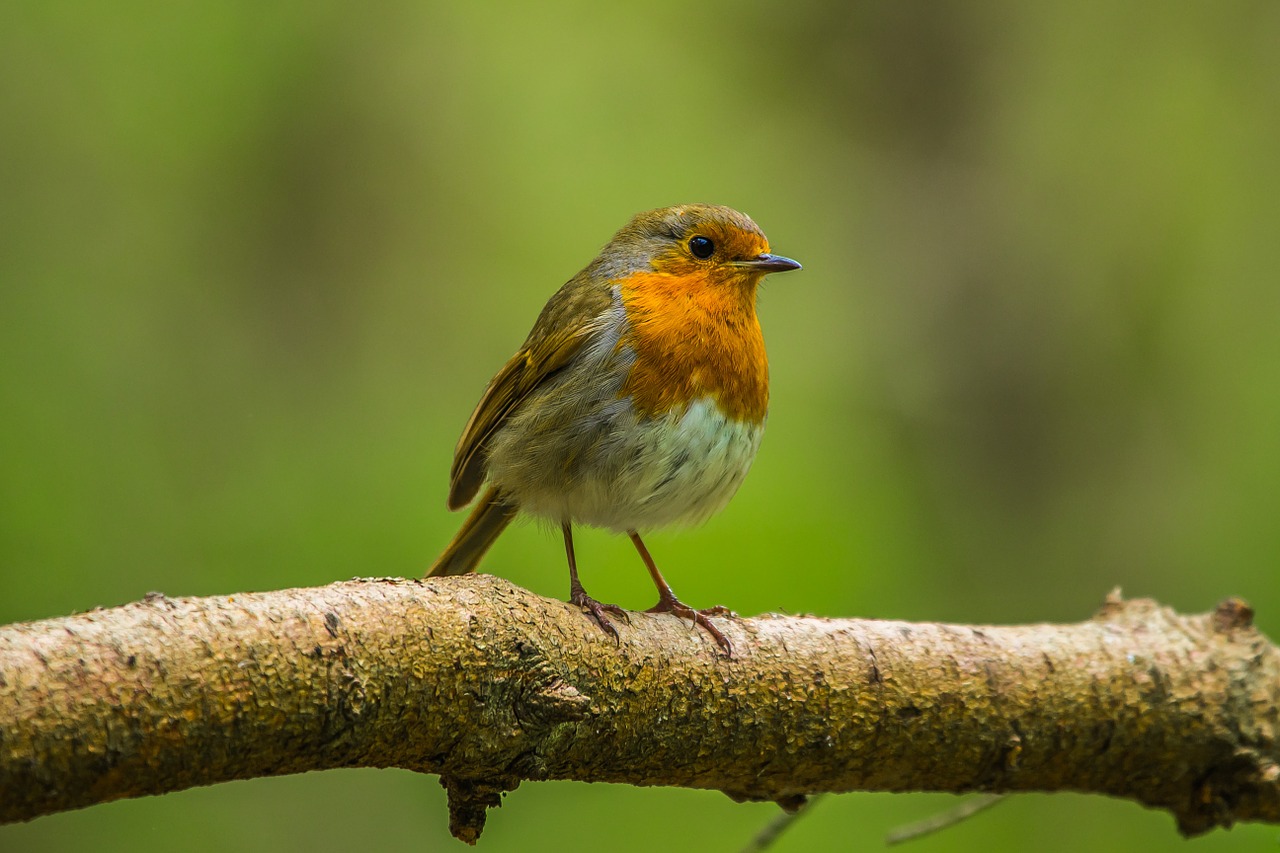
[1,576,1276,843]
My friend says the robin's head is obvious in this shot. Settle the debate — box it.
[591,204,801,286]
[603,206,799,422]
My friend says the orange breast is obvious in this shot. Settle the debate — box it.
[617,271,769,422]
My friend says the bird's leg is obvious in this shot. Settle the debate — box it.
[628,531,733,656]
[563,522,628,642]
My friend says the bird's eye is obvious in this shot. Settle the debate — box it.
[688,235,715,259]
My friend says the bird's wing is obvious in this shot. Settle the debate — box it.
[446,279,613,510]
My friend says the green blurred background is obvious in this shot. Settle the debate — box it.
[2,2,1277,851]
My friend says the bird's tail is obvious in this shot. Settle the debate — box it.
[426,486,519,577]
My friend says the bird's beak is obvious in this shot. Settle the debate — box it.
[734,253,802,273]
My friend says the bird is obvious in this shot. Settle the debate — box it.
[427,204,801,655]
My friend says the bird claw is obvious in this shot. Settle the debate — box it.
[646,597,734,657]
[570,590,630,643]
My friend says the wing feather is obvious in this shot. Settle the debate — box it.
[446,277,614,510]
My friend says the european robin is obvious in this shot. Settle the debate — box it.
[427,204,801,655]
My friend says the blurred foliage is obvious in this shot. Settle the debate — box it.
[2,2,1278,851]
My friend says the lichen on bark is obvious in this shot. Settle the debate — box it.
[0,577,1276,843]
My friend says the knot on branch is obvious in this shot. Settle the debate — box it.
[1092,588,1162,623]
[511,639,592,728]
[1178,747,1279,836]
[724,790,809,812]
[1212,597,1255,633]
[440,774,520,844]
[519,677,590,726]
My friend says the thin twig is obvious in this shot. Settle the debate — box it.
[885,794,1008,845]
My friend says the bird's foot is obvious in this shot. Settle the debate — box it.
[570,588,630,644]
[647,594,734,657]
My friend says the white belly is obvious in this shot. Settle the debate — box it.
[489,396,764,533]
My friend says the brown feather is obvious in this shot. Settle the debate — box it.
[446,275,613,510]
[428,486,519,575]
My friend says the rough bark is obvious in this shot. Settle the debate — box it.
[0,576,1276,844]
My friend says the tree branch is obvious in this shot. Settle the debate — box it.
[1,576,1276,843]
